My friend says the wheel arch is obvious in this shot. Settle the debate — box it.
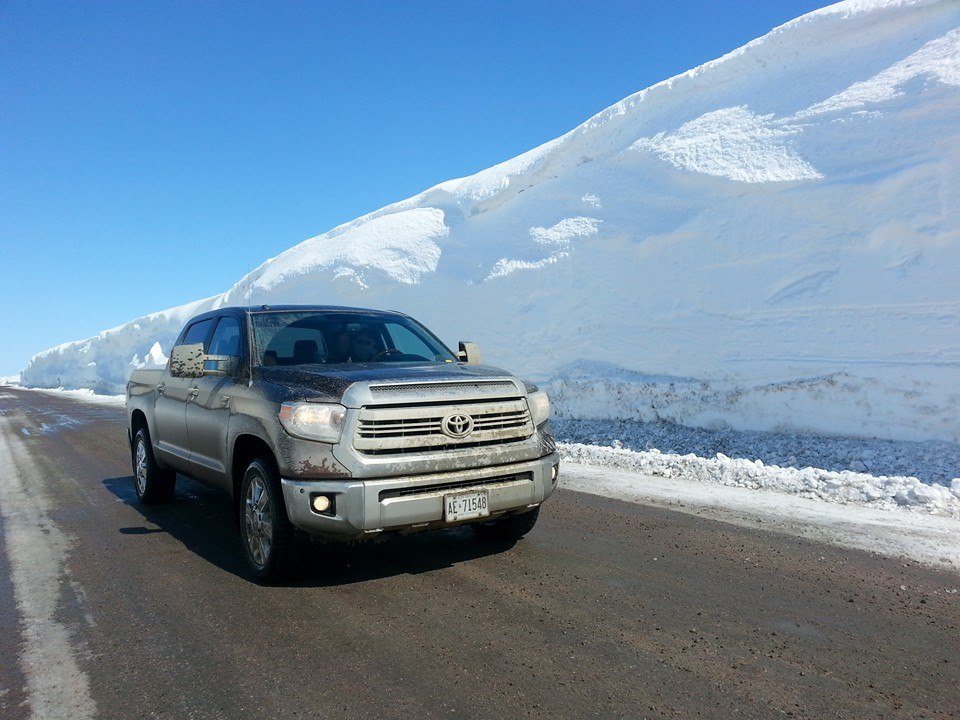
[129,408,149,441]
[231,434,278,504]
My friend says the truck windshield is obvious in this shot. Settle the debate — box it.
[250,311,458,367]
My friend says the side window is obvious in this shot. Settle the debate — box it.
[180,318,215,351]
[208,317,242,357]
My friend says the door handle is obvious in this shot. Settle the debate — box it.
[157,383,165,395]
[220,396,231,408]
[188,387,200,399]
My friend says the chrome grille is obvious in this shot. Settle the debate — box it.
[355,399,533,454]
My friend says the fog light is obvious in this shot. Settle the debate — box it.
[311,494,332,513]
[551,464,559,484]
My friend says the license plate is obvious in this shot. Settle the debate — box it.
[444,490,489,522]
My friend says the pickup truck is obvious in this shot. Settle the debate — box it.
[126,305,559,581]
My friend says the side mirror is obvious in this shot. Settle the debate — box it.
[170,343,205,378]
[457,341,482,364]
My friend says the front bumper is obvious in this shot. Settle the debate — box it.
[280,452,560,539]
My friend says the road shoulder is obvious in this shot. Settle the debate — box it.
[563,461,960,572]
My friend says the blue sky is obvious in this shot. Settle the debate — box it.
[0,0,830,377]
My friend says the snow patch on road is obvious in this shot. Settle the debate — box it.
[0,416,97,720]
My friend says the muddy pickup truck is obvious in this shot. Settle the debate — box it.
[126,305,559,581]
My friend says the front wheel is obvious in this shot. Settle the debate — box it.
[132,427,175,504]
[473,506,541,542]
[239,457,300,583]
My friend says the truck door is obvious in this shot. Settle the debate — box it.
[153,317,215,471]
[185,315,243,488]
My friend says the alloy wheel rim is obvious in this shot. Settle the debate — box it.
[244,476,273,568]
[135,440,148,495]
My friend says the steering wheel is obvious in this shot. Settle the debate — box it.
[373,348,404,361]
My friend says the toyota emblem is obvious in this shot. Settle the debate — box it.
[442,413,474,438]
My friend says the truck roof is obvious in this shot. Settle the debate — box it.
[244,305,402,314]
[194,305,410,319]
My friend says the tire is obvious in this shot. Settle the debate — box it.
[473,506,540,542]
[132,427,176,504]
[239,457,300,583]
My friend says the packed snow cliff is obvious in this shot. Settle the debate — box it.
[23,0,960,448]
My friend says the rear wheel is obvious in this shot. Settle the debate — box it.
[473,506,540,542]
[239,457,300,583]
[132,427,175,504]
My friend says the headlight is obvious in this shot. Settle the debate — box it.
[527,390,551,426]
[278,402,346,443]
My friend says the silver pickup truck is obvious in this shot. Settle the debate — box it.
[126,305,559,581]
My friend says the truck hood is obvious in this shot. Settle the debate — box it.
[259,362,518,403]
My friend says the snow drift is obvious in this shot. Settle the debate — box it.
[23,0,960,443]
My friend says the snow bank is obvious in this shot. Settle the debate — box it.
[555,418,960,518]
[22,0,960,447]
[562,463,960,571]
[22,296,221,394]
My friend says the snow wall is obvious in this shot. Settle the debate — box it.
[22,0,960,443]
